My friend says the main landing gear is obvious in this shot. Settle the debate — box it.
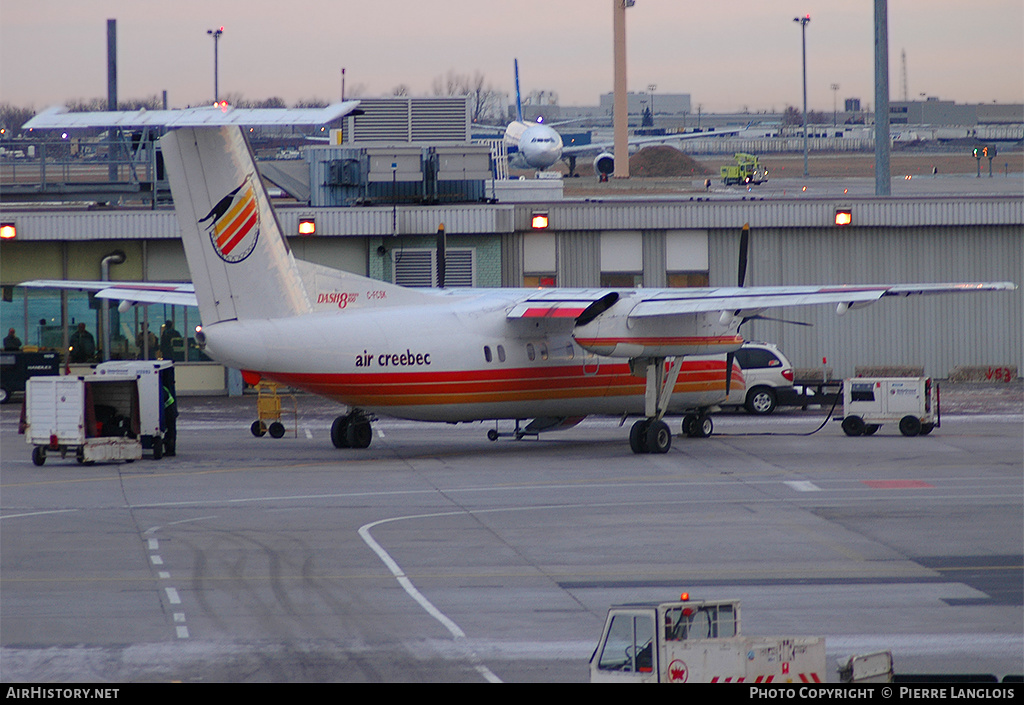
[628,412,713,454]
[331,410,373,449]
[628,356,715,454]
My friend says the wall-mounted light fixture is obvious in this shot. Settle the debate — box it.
[531,211,549,230]
[0,223,16,240]
[834,208,853,227]
[298,217,316,236]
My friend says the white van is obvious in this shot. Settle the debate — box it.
[722,341,796,415]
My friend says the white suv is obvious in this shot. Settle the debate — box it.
[723,341,796,415]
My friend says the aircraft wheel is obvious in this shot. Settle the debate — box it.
[919,423,934,436]
[645,420,672,454]
[268,422,286,439]
[745,387,777,415]
[346,418,373,449]
[693,416,714,438]
[899,415,922,437]
[487,429,499,442]
[32,446,46,466]
[251,420,267,437]
[681,414,698,437]
[629,419,650,454]
[331,416,350,448]
[841,416,865,436]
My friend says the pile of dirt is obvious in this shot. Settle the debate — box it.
[629,145,712,177]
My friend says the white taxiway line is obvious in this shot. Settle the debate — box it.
[359,513,502,683]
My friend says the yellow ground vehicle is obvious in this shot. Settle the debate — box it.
[721,153,768,186]
[250,381,297,438]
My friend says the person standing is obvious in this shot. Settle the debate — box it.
[4,328,22,351]
[69,323,96,363]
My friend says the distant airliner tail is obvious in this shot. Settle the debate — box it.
[160,126,313,325]
[514,58,524,124]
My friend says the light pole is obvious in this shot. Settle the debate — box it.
[207,26,223,102]
[647,83,656,128]
[831,83,840,128]
[794,14,810,177]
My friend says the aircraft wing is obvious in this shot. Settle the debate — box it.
[20,280,197,307]
[23,102,361,130]
[561,128,745,157]
[509,282,1017,322]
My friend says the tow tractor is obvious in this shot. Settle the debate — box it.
[590,594,825,683]
[721,153,768,186]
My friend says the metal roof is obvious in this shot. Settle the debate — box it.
[1,196,1019,241]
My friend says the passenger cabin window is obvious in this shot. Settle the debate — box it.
[539,342,549,361]
[664,603,737,642]
[483,346,492,363]
[526,343,536,361]
[497,345,506,363]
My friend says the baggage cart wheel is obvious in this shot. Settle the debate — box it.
[269,422,286,438]
[841,416,866,436]
[32,446,46,466]
[919,423,934,436]
[251,420,267,437]
[864,424,880,436]
[899,415,922,437]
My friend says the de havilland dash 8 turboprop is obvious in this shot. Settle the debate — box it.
[22,105,1015,454]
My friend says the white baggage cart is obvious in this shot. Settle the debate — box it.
[96,360,174,458]
[23,375,142,465]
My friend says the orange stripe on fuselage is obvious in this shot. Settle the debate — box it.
[261,360,742,408]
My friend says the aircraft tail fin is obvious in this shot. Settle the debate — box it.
[514,58,524,123]
[160,126,313,325]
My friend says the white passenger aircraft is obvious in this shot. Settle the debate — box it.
[22,104,1014,454]
[500,59,743,177]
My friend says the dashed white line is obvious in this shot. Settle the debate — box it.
[785,481,822,492]
[164,587,181,605]
[150,555,164,565]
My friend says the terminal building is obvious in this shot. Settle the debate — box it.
[1,99,1020,394]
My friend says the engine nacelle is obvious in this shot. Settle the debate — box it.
[594,152,614,180]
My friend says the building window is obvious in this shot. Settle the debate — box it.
[524,274,556,288]
[600,272,643,288]
[667,272,709,288]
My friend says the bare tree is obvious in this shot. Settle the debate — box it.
[0,103,36,135]
[294,98,329,108]
[432,70,503,123]
[391,84,411,97]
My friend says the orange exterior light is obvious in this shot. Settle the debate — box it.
[0,223,16,240]
[835,209,853,226]
[531,212,549,230]
[298,218,316,236]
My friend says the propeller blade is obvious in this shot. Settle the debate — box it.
[737,223,750,287]
[725,351,735,395]
[742,314,814,327]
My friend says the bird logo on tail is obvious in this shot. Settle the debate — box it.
[199,176,261,263]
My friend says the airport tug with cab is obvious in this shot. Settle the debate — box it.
[590,594,825,683]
